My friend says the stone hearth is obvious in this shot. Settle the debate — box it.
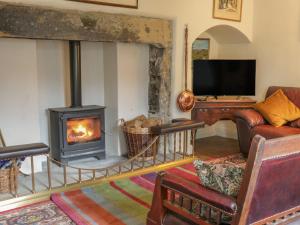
[0,1,173,121]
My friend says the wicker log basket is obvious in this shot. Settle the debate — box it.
[0,130,20,194]
[0,166,18,193]
[121,116,161,159]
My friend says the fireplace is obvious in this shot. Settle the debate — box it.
[49,41,105,164]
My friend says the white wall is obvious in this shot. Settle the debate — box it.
[104,43,149,156]
[252,0,300,100]
[0,39,40,145]
[81,42,105,106]
[103,43,119,156]
[0,39,44,173]
[117,43,149,121]
[36,40,67,144]
[117,43,149,155]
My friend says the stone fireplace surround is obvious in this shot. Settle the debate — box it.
[0,1,173,122]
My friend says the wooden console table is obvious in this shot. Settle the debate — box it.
[191,98,256,125]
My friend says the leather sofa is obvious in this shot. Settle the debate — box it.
[235,86,300,156]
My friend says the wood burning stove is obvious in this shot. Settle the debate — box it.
[49,41,105,164]
[49,106,105,164]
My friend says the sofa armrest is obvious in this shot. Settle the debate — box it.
[161,173,237,215]
[234,109,266,128]
[290,118,300,128]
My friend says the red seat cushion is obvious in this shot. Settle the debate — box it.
[162,173,238,215]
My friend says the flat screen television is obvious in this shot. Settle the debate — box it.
[193,59,256,96]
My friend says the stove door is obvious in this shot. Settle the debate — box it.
[60,111,105,152]
[66,116,101,144]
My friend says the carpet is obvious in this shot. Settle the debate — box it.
[0,200,74,225]
[51,163,198,225]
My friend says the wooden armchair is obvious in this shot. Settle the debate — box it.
[147,134,300,225]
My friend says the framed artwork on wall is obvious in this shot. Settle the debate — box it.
[69,0,138,8]
[213,0,242,22]
[192,38,210,60]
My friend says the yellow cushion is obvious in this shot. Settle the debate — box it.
[254,89,300,127]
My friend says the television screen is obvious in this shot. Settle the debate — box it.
[193,60,256,96]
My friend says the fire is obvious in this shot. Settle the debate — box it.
[67,117,101,144]
[74,124,94,138]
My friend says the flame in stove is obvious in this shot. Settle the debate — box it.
[74,124,94,138]
[67,117,101,144]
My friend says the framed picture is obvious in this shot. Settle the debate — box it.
[0,130,5,148]
[192,38,210,60]
[213,0,242,22]
[69,0,138,8]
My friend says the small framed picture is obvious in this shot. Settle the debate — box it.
[69,0,138,9]
[213,0,243,22]
[192,38,210,60]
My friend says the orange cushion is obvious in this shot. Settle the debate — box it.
[254,89,300,127]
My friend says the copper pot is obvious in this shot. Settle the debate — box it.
[177,25,195,112]
[177,90,195,112]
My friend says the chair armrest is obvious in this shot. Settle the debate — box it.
[161,173,237,215]
[0,143,49,160]
[234,109,266,128]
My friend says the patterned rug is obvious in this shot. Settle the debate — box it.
[51,163,198,225]
[0,200,74,225]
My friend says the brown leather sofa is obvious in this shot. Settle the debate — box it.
[235,86,300,156]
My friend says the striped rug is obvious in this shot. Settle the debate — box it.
[51,163,198,225]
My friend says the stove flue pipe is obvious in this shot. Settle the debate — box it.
[69,40,82,108]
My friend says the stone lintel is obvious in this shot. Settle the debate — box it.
[0,1,172,48]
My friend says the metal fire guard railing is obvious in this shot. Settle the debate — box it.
[0,120,204,210]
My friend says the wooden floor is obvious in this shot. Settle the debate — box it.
[194,135,240,160]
